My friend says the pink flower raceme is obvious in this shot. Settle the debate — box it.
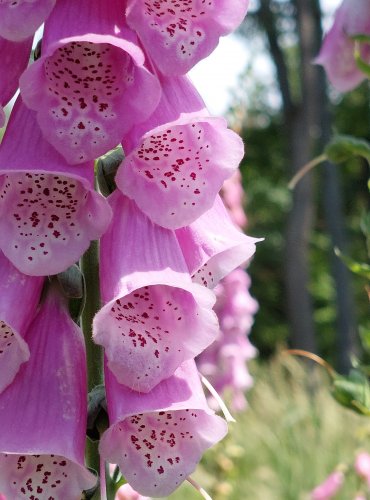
[0,36,32,128]
[0,251,43,393]
[126,0,249,75]
[0,98,112,276]
[176,196,260,288]
[20,0,161,164]
[118,76,244,229]
[93,190,218,393]
[315,0,370,92]
[311,471,345,500]
[0,283,96,498]
[100,359,228,497]
[197,268,258,412]
[0,0,55,42]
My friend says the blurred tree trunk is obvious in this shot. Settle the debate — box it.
[255,0,357,366]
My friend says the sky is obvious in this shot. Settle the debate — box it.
[189,0,341,116]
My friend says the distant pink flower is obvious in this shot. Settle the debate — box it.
[355,452,370,487]
[0,251,43,393]
[100,359,227,497]
[176,196,260,288]
[315,0,370,92]
[221,170,248,229]
[311,471,345,500]
[93,191,218,393]
[0,98,112,275]
[0,0,56,41]
[20,0,160,164]
[0,36,32,128]
[115,483,150,500]
[126,0,249,75]
[0,284,96,498]
[118,76,244,229]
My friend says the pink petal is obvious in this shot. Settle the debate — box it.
[311,471,344,500]
[0,284,95,497]
[0,98,112,275]
[93,191,218,393]
[176,196,261,287]
[117,117,244,229]
[0,251,43,393]
[0,0,55,41]
[100,360,228,497]
[315,0,370,92]
[0,36,32,121]
[20,0,160,164]
[126,0,249,75]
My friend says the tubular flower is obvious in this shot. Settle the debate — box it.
[19,0,161,164]
[100,359,228,498]
[311,471,345,500]
[0,283,96,498]
[315,0,370,92]
[221,170,248,229]
[0,0,56,42]
[0,98,112,276]
[93,190,218,393]
[118,76,244,229]
[355,452,370,487]
[176,196,261,288]
[0,250,43,393]
[115,483,151,500]
[0,36,32,128]
[126,0,249,75]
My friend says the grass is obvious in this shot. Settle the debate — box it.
[168,354,370,500]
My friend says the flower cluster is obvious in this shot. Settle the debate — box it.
[0,0,258,498]
[197,171,259,412]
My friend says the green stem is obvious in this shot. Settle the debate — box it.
[81,240,103,480]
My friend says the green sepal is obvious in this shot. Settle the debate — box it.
[332,369,370,416]
[324,135,370,164]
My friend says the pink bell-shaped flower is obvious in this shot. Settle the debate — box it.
[0,283,96,498]
[311,470,345,500]
[126,0,249,75]
[315,0,370,92]
[0,0,56,42]
[176,196,261,288]
[100,359,228,497]
[0,36,32,127]
[0,251,43,393]
[93,190,218,393]
[118,75,244,229]
[20,0,161,164]
[0,98,112,276]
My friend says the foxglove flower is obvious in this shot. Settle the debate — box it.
[311,471,345,500]
[0,250,43,393]
[0,36,32,128]
[0,283,96,498]
[315,0,370,92]
[0,98,112,276]
[176,196,260,288]
[355,452,370,487]
[100,359,228,497]
[116,483,151,500]
[0,0,55,42]
[118,75,245,229]
[221,170,248,229]
[20,0,161,164]
[93,190,218,393]
[126,0,249,75]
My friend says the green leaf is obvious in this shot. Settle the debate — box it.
[325,135,370,164]
[360,326,370,355]
[334,247,370,279]
[332,369,370,415]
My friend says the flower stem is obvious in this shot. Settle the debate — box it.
[288,153,327,189]
[81,240,103,481]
